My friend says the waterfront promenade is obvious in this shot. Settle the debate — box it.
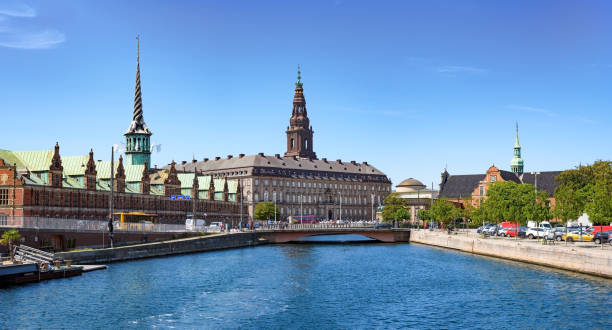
[411,229,612,279]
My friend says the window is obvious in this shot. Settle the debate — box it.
[0,189,9,205]
[292,181,296,187]
[479,185,485,196]
[254,193,259,202]
[255,179,259,186]
[264,180,269,186]
[490,175,497,182]
[286,181,289,187]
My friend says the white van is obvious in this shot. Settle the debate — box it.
[185,218,205,231]
[527,221,551,229]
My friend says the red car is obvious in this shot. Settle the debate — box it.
[506,226,527,238]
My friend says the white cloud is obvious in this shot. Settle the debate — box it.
[0,2,36,17]
[505,105,557,117]
[0,29,65,49]
[436,65,487,74]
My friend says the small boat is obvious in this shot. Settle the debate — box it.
[0,262,84,287]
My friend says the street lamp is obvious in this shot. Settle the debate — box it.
[370,193,374,223]
[300,194,303,225]
[338,191,342,222]
[531,171,541,231]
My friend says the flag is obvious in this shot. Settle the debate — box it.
[113,143,126,153]
[150,143,162,153]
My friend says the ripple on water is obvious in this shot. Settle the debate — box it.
[0,241,611,329]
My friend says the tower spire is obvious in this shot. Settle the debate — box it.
[296,64,302,87]
[125,35,151,135]
[511,121,524,174]
[285,65,316,159]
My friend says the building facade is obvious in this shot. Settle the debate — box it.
[174,68,392,221]
[0,41,240,225]
[438,125,562,208]
[394,178,438,224]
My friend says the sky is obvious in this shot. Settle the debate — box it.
[1,0,611,188]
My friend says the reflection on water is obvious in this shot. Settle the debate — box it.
[0,238,610,329]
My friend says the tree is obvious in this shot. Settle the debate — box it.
[395,208,411,221]
[478,181,551,226]
[1,229,22,262]
[554,160,612,225]
[428,198,461,227]
[254,202,280,221]
[381,193,407,222]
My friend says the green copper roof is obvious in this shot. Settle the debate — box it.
[12,150,53,171]
[0,149,27,168]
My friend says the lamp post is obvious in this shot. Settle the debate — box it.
[300,194,303,225]
[371,193,374,223]
[531,172,540,231]
[338,191,342,222]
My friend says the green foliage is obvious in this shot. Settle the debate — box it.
[554,161,612,225]
[381,193,407,222]
[428,199,461,225]
[1,229,22,262]
[254,202,280,221]
[477,181,550,225]
[395,208,411,221]
[417,208,429,221]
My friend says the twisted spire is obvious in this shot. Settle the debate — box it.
[125,35,152,135]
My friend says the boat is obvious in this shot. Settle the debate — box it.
[0,262,84,287]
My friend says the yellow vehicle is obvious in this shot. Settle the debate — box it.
[562,231,593,242]
[113,212,158,230]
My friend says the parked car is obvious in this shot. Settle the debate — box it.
[593,231,611,244]
[506,226,527,238]
[547,227,567,241]
[478,224,495,234]
[562,231,594,242]
[498,227,512,237]
[526,227,549,239]
[483,225,498,236]
[375,222,392,229]
[267,220,278,225]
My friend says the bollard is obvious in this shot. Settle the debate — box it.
[65,259,72,268]
[54,260,61,269]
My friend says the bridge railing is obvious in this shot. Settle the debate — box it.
[252,221,379,231]
[0,216,194,234]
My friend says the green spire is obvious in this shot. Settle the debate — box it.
[514,121,520,148]
[511,121,524,174]
[295,64,303,88]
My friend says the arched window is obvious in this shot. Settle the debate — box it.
[254,193,259,202]
[305,138,309,150]
[291,138,295,150]
[264,191,269,202]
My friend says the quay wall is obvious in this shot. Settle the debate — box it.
[411,230,612,279]
[56,232,265,264]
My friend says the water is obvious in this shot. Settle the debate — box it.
[1,235,611,329]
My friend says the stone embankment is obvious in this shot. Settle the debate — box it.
[56,232,265,264]
[411,230,612,279]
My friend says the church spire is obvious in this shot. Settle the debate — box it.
[510,121,524,174]
[125,35,152,136]
[285,65,316,159]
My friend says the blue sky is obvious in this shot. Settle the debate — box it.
[1,0,611,188]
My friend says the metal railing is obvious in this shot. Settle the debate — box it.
[0,216,194,234]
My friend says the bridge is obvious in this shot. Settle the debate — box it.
[255,226,411,243]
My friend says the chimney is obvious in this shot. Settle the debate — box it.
[239,154,245,158]
[192,159,197,163]
[275,154,280,158]
[337,159,342,164]
[363,161,368,166]
[182,160,187,165]
[258,152,264,156]
[215,156,221,161]
[350,160,357,165]
[204,158,209,162]
[322,158,327,163]
[227,155,233,159]
[154,165,158,169]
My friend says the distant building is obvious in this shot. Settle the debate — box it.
[438,124,562,208]
[175,67,392,221]
[0,40,239,224]
[394,178,437,224]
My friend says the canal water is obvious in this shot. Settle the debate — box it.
[1,235,610,329]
